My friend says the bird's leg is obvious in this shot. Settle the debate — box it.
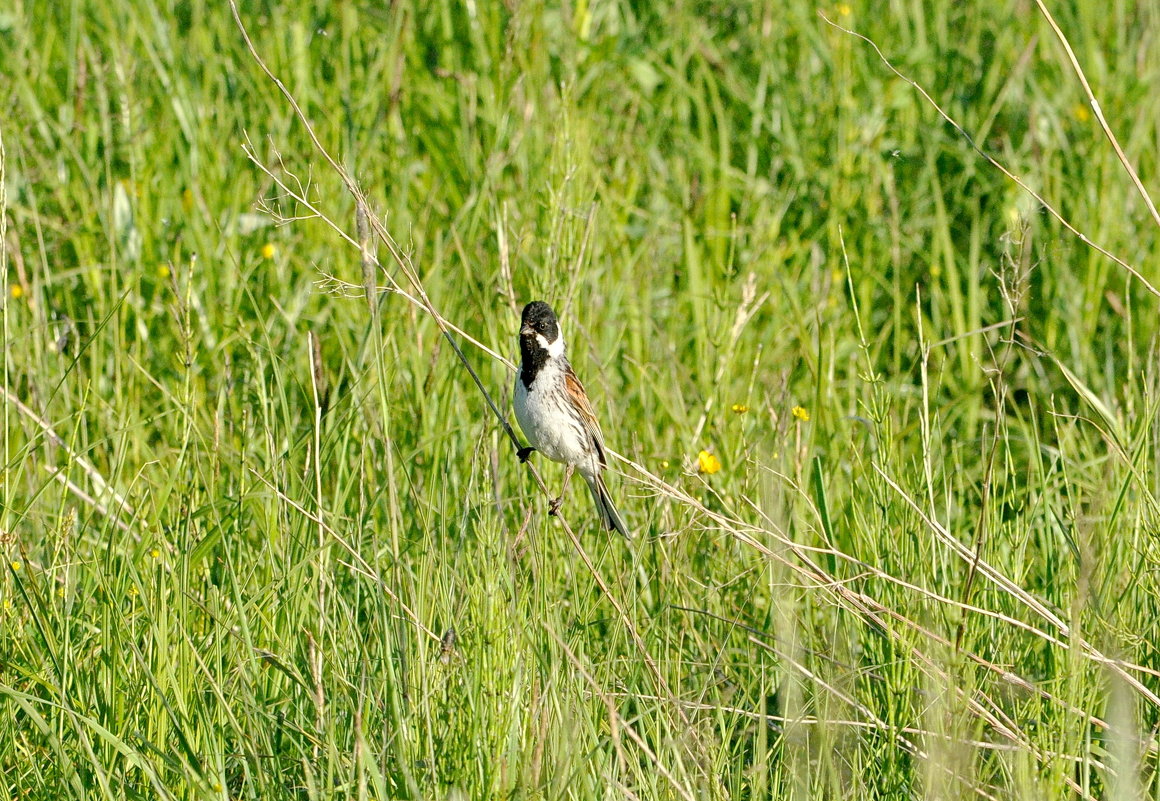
[549,464,574,516]
[517,445,536,463]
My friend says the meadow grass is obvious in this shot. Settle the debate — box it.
[2,0,1160,798]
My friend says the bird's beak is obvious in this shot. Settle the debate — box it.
[520,325,534,337]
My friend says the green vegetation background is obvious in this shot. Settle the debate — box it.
[2,0,1160,798]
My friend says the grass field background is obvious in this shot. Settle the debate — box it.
[3,0,1160,798]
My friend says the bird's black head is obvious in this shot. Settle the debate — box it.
[520,301,559,344]
[518,301,563,385]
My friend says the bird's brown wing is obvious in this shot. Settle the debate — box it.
[564,364,607,467]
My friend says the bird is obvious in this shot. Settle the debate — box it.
[513,300,631,538]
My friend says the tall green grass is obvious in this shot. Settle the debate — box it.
[3,0,1160,798]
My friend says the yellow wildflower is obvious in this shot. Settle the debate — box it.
[792,405,810,422]
[697,450,722,474]
[9,561,20,571]
[260,243,277,260]
[731,404,749,414]
[182,188,194,212]
[1072,103,1091,123]
[837,3,852,16]
[150,547,161,559]
[157,264,171,279]
[10,284,23,299]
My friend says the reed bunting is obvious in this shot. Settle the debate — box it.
[513,301,631,538]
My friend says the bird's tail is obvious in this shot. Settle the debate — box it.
[585,472,631,539]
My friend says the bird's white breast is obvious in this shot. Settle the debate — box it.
[514,362,594,470]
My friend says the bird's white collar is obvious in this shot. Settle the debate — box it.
[537,333,565,359]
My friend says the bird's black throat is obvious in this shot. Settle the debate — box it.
[519,335,549,389]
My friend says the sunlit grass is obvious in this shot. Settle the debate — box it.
[2,1,1160,798]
